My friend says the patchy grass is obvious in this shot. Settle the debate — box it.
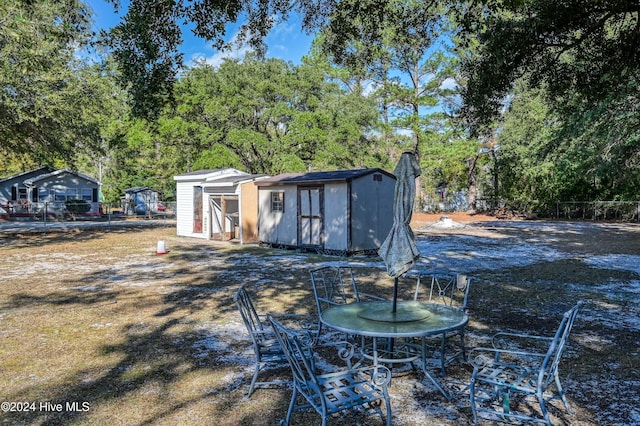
[0,220,639,425]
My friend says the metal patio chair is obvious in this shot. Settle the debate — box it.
[268,314,392,426]
[413,273,472,374]
[468,301,583,425]
[310,266,384,344]
[234,285,311,397]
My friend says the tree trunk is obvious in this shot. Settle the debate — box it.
[467,154,479,212]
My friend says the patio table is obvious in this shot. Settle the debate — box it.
[320,301,468,399]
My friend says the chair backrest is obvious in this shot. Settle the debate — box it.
[414,273,471,311]
[234,286,268,347]
[539,301,583,388]
[268,314,319,398]
[310,266,360,315]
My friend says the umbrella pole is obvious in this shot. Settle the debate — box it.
[390,277,399,364]
[392,277,398,313]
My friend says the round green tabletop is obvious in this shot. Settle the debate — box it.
[321,301,468,338]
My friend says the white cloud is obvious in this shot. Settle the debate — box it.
[269,44,288,55]
[362,80,380,96]
[440,77,458,90]
[269,20,297,37]
[188,30,255,68]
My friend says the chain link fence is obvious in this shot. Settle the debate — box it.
[3,198,639,224]
[555,201,640,222]
[1,201,176,221]
[429,197,640,223]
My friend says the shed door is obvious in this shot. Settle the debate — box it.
[298,186,323,247]
[209,195,239,240]
[193,186,203,233]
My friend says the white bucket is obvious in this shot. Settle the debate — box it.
[156,240,167,255]
[439,216,454,227]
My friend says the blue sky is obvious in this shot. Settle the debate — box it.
[89,1,314,67]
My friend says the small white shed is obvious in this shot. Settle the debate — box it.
[174,169,267,243]
[256,168,396,255]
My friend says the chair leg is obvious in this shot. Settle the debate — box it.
[469,376,479,424]
[554,372,573,414]
[440,334,447,376]
[439,331,466,375]
[537,389,552,426]
[384,393,392,426]
[313,323,323,346]
[283,387,298,426]
[247,361,262,397]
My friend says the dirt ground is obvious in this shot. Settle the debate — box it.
[0,218,639,425]
[411,212,497,226]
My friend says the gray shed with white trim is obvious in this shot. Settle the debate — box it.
[256,168,396,255]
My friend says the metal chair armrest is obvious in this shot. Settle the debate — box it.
[259,314,316,345]
[315,340,359,369]
[252,328,274,338]
[358,291,386,302]
[333,341,356,361]
[259,313,309,321]
[317,297,343,306]
[468,346,546,369]
[353,364,392,387]
[268,313,317,331]
[491,332,554,351]
[267,312,308,318]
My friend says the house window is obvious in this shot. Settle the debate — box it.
[17,187,27,200]
[49,188,89,201]
[67,188,79,200]
[82,188,93,201]
[37,188,49,202]
[271,191,284,212]
[54,189,66,202]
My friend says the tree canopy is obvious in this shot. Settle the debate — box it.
[4,0,640,214]
[319,0,450,153]
[103,0,334,120]
[96,54,386,201]
[171,55,383,174]
[0,0,105,168]
[457,0,640,132]
[100,0,640,162]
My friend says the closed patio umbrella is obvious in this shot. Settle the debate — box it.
[378,152,422,313]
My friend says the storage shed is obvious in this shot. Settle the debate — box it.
[174,169,267,243]
[256,168,396,255]
[122,187,162,216]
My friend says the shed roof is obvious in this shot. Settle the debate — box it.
[173,168,248,182]
[256,168,395,187]
[174,169,222,177]
[202,174,267,188]
[124,186,159,193]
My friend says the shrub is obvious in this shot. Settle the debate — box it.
[65,199,91,215]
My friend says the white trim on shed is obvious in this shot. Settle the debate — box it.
[173,169,267,243]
